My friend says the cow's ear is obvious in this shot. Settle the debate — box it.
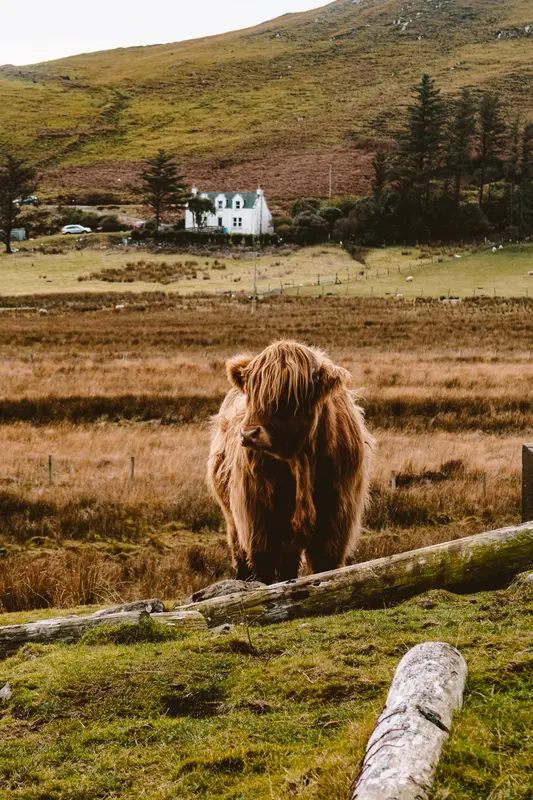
[315,362,350,397]
[227,354,252,391]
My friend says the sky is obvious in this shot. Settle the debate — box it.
[1,0,326,66]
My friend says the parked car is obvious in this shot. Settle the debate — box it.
[133,220,146,230]
[62,224,92,235]
[14,195,39,206]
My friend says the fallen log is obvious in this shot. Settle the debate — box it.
[90,598,164,617]
[352,642,467,799]
[179,521,533,627]
[0,609,206,658]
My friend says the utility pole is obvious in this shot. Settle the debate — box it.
[252,251,257,315]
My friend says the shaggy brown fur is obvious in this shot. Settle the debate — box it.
[207,341,373,584]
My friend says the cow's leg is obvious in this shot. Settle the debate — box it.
[248,549,277,585]
[304,546,344,575]
[277,544,302,582]
[223,512,253,580]
[304,518,351,575]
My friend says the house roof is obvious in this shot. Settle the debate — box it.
[200,191,259,209]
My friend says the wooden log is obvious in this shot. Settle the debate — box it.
[522,443,533,522]
[0,609,206,658]
[178,521,533,627]
[352,642,467,799]
[90,599,164,617]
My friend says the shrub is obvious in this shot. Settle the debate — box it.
[81,192,122,206]
[291,198,321,217]
[99,215,125,232]
[292,211,329,245]
[275,224,294,242]
[319,206,343,236]
[231,232,243,245]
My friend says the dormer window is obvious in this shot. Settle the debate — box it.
[235,200,241,209]
[218,200,224,209]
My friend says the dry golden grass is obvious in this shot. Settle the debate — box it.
[2,351,533,403]
[0,295,530,610]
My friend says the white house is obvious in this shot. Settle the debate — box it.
[185,186,274,235]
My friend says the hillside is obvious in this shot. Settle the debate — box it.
[1,0,533,201]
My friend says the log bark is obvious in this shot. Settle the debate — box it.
[178,521,533,627]
[352,642,467,799]
[90,598,164,617]
[0,609,206,658]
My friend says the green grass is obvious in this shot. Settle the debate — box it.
[1,0,533,197]
[0,583,533,798]
[2,241,533,298]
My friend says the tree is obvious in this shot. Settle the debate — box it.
[188,196,216,229]
[402,74,446,203]
[291,198,321,217]
[318,206,343,238]
[292,211,328,245]
[0,155,37,254]
[371,151,391,212]
[138,150,189,232]
[504,117,521,229]
[518,123,533,235]
[445,88,477,206]
[475,92,506,207]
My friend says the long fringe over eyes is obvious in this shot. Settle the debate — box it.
[245,341,321,414]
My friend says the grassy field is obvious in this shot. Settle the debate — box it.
[0,584,532,799]
[0,294,531,611]
[0,293,532,796]
[1,0,533,198]
[3,241,533,298]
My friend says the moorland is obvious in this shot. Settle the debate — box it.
[0,291,530,611]
[1,0,533,199]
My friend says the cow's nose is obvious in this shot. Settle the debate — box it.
[240,427,262,446]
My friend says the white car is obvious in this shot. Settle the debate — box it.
[62,224,92,235]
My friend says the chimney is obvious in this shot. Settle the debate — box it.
[191,186,198,196]
[256,184,264,196]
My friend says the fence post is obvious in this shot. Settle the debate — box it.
[522,444,533,522]
[391,470,397,491]
[48,455,53,484]
[130,456,135,481]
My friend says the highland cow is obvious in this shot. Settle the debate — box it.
[207,341,373,584]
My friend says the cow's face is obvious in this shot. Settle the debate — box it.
[227,343,349,460]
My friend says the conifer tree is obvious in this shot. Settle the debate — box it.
[518,123,533,234]
[371,150,390,212]
[0,155,37,254]
[403,74,446,203]
[445,88,477,207]
[504,118,520,228]
[476,92,506,207]
[139,150,189,231]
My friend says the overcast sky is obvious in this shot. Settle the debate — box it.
[1,1,326,66]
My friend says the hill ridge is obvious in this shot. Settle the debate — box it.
[1,0,532,201]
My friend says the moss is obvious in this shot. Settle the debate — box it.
[0,585,532,797]
[80,615,185,645]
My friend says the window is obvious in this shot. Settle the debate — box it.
[235,200,241,209]
[233,217,243,228]
[218,200,224,209]
[218,217,223,227]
